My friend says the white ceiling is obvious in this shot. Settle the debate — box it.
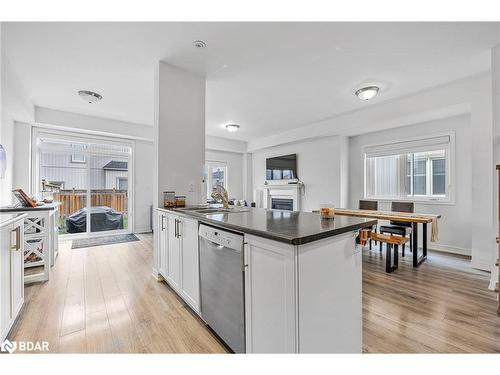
[3,22,500,141]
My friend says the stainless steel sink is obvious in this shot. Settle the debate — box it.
[194,207,250,214]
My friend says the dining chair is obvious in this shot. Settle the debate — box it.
[379,201,414,256]
[358,200,378,250]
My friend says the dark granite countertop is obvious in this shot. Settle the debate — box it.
[157,206,377,245]
[0,202,61,213]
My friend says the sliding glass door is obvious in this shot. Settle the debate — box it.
[34,130,133,237]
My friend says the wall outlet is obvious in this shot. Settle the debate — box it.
[189,183,195,192]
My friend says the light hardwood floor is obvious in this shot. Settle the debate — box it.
[9,234,500,353]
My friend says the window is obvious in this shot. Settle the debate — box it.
[364,134,453,201]
[117,177,128,190]
[206,161,228,200]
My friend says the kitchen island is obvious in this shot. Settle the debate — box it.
[153,206,376,353]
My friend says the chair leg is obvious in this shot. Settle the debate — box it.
[402,243,405,257]
[380,241,383,252]
[410,233,413,252]
[369,239,372,250]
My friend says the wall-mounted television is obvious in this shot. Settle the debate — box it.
[266,154,298,180]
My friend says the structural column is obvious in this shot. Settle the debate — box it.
[154,62,206,207]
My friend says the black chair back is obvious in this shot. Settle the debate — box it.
[359,200,378,211]
[390,201,414,227]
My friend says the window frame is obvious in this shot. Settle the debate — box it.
[362,131,455,205]
[206,160,229,200]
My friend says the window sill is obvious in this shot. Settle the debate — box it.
[364,197,456,206]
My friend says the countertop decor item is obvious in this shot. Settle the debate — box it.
[12,189,38,208]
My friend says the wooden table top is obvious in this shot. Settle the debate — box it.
[335,208,441,224]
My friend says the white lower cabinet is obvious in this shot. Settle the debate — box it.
[179,217,200,312]
[166,214,181,293]
[244,231,362,354]
[298,232,362,353]
[244,234,297,353]
[157,212,169,278]
[1,216,25,342]
[155,210,200,314]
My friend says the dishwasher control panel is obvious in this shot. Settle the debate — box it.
[199,224,244,251]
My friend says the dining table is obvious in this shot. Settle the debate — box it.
[334,208,441,267]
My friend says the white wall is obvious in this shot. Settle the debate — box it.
[252,136,349,212]
[1,26,35,205]
[35,107,154,141]
[206,149,244,200]
[349,115,472,255]
[31,107,154,233]
[155,62,205,207]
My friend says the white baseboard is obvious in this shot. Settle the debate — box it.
[428,243,471,257]
[134,228,152,234]
[470,258,493,272]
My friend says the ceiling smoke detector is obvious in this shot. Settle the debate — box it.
[355,86,379,101]
[225,124,240,133]
[78,90,102,104]
[193,40,207,48]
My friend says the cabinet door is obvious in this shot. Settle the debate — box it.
[0,224,12,341]
[10,224,24,318]
[179,217,200,313]
[244,235,297,353]
[166,214,181,292]
[298,232,362,353]
[157,213,168,278]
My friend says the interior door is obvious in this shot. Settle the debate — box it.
[166,214,181,292]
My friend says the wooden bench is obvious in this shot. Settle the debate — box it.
[369,232,410,273]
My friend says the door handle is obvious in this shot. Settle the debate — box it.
[161,215,165,231]
[174,219,178,238]
[176,219,181,238]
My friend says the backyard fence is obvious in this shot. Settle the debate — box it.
[54,189,128,220]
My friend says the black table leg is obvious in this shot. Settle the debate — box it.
[412,221,428,267]
[423,222,428,258]
[412,222,418,267]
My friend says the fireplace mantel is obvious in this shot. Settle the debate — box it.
[261,182,303,211]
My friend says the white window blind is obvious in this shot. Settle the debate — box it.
[364,134,452,201]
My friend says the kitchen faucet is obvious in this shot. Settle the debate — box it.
[211,185,229,209]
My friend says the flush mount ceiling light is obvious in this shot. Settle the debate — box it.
[225,124,240,133]
[78,90,102,104]
[355,86,379,101]
[193,40,207,48]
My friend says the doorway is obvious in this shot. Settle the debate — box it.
[32,129,133,237]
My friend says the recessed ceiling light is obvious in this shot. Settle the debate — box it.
[355,86,379,101]
[225,124,240,133]
[193,40,207,48]
[78,90,102,104]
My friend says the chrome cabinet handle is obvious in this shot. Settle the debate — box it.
[11,226,20,251]
[16,226,21,251]
[161,215,165,231]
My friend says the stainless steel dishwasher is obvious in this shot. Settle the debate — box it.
[198,224,245,353]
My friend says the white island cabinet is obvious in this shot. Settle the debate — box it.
[154,207,366,353]
[155,209,200,314]
[244,231,362,353]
